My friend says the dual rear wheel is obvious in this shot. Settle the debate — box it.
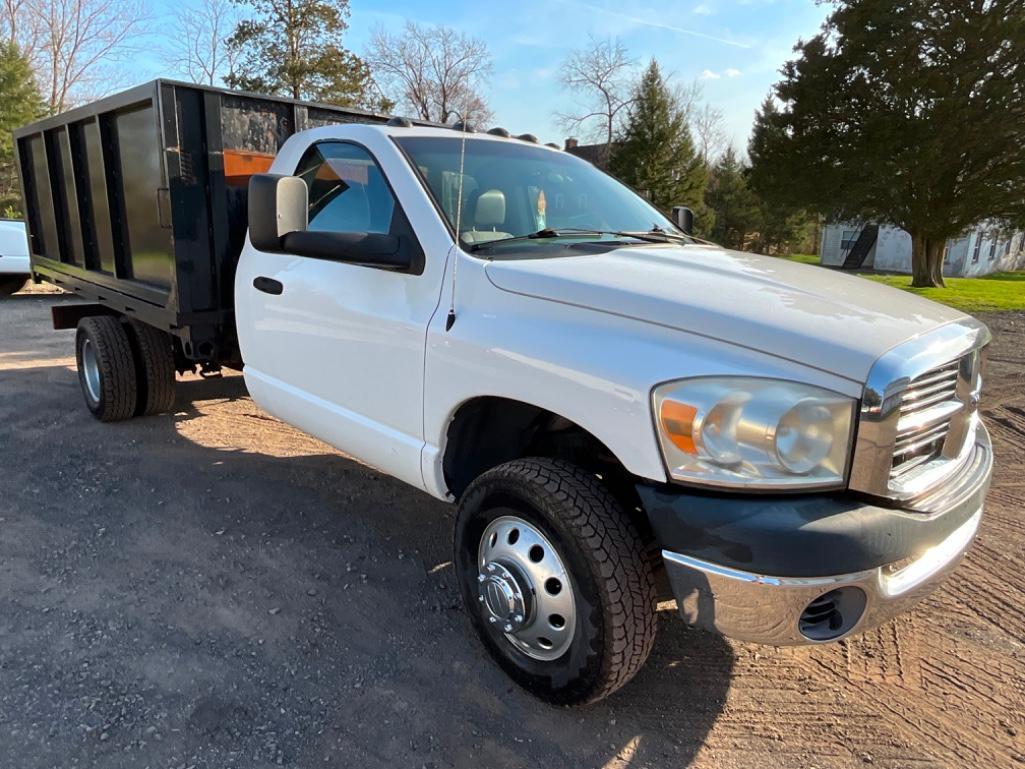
[75,316,176,421]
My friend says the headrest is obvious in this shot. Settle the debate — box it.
[475,189,506,228]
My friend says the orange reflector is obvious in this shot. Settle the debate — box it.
[660,401,698,454]
[223,149,276,187]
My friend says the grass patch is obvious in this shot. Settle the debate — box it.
[861,273,1025,313]
[775,254,1025,313]
[778,253,821,265]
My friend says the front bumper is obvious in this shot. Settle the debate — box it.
[639,423,992,646]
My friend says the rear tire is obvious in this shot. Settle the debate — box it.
[125,320,176,416]
[0,276,26,296]
[75,316,137,422]
[454,458,658,705]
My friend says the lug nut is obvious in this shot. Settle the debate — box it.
[478,574,486,583]
[478,595,484,602]
[513,614,523,623]
[504,623,513,632]
[489,616,497,623]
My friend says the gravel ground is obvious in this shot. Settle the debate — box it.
[1,284,1023,769]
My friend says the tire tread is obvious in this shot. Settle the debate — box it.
[461,458,658,704]
[126,320,176,416]
[77,316,137,422]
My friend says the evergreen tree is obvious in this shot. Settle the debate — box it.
[609,60,710,229]
[0,42,44,215]
[706,146,759,249]
[748,0,1025,287]
[226,0,388,110]
[747,98,819,254]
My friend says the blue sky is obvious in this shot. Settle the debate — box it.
[142,0,831,151]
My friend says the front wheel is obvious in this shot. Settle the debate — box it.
[454,458,658,705]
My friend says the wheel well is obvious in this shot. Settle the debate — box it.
[442,398,669,596]
[443,397,635,501]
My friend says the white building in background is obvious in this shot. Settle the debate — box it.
[820,222,1025,276]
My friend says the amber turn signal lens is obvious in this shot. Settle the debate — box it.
[660,401,698,454]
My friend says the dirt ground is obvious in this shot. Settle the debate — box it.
[1,283,1023,769]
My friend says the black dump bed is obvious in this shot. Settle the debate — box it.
[14,80,390,364]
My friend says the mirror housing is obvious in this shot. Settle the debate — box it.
[671,205,694,236]
[280,231,412,270]
[248,173,309,252]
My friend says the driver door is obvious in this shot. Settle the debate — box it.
[236,141,439,490]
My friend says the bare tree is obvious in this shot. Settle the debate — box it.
[556,36,636,150]
[1,0,42,52]
[166,0,237,85]
[692,102,727,165]
[669,79,727,165]
[367,21,492,125]
[2,0,148,113]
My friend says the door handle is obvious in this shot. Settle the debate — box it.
[253,276,283,295]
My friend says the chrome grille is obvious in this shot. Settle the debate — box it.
[849,318,990,503]
[890,360,961,480]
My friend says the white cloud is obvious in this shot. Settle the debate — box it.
[693,3,713,14]
[725,67,742,77]
[701,69,722,79]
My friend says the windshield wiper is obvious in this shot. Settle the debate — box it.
[466,228,674,252]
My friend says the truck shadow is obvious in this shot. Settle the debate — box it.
[1,363,734,769]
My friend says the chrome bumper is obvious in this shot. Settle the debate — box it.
[659,423,992,646]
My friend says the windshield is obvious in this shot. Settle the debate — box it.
[394,136,684,252]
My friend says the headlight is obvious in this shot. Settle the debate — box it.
[653,377,855,490]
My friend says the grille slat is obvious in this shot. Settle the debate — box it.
[899,387,959,414]
[905,364,959,390]
[900,371,958,402]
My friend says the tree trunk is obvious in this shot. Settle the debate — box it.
[927,239,946,287]
[910,232,946,288]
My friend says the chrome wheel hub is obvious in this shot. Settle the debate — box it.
[478,561,527,632]
[477,515,576,661]
[81,338,101,403]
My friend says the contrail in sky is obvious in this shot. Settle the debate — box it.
[556,0,753,49]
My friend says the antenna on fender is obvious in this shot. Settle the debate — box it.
[446,104,472,332]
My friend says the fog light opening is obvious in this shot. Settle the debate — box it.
[798,586,867,642]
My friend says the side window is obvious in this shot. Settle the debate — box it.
[294,143,395,234]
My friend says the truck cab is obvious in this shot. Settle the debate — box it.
[234,123,991,704]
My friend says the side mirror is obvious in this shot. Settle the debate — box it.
[248,173,309,252]
[672,205,694,236]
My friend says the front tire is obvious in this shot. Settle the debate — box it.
[75,316,138,422]
[454,458,658,705]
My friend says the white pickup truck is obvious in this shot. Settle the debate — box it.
[0,219,30,296]
[18,84,992,705]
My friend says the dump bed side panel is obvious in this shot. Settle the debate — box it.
[16,83,173,313]
[14,80,392,363]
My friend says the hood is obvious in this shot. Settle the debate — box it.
[484,244,967,383]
